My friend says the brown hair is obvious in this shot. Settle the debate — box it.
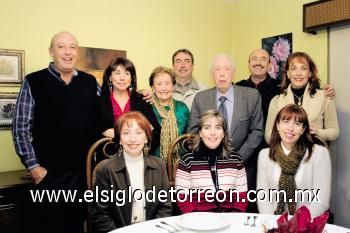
[114,111,152,152]
[281,52,320,96]
[172,48,194,64]
[149,66,176,86]
[102,57,137,95]
[193,110,234,157]
[269,104,314,161]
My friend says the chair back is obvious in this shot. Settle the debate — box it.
[167,134,195,186]
[86,137,115,233]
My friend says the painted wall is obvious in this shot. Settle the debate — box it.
[0,0,232,172]
[232,0,328,85]
[0,0,329,172]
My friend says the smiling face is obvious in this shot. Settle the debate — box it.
[212,55,234,94]
[152,72,174,104]
[248,49,270,79]
[120,120,147,157]
[199,117,225,149]
[172,52,194,82]
[49,32,78,75]
[287,57,311,89]
[110,65,132,93]
[277,116,305,150]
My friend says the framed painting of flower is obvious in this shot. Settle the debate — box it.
[262,33,292,81]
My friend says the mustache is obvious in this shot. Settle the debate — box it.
[253,64,264,68]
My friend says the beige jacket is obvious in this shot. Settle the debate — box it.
[265,84,339,144]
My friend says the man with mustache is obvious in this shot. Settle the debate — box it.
[236,49,280,124]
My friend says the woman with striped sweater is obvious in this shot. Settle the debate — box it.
[175,110,248,213]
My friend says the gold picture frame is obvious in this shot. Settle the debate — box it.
[0,49,25,87]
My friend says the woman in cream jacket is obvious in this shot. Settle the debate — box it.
[265,52,339,144]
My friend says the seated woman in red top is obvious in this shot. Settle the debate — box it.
[175,110,248,213]
[99,57,160,153]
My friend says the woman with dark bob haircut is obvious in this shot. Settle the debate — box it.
[257,104,331,218]
[175,110,248,213]
[91,111,172,232]
[99,57,160,153]
[265,52,339,144]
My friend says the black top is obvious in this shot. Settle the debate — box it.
[99,90,161,153]
[236,75,281,125]
[26,69,99,171]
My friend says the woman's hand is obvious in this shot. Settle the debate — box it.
[103,128,115,138]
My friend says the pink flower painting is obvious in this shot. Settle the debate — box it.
[268,56,279,79]
[262,33,293,81]
[272,37,291,62]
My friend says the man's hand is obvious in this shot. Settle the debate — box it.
[30,166,47,184]
[324,84,336,100]
[102,128,114,138]
[139,89,154,104]
[309,122,319,135]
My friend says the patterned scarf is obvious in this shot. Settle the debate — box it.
[274,143,305,215]
[153,96,179,162]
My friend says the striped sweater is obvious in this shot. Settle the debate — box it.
[175,145,248,213]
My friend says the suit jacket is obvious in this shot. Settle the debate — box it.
[265,84,339,144]
[188,85,264,162]
[91,154,172,233]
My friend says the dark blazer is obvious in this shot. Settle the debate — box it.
[91,154,172,233]
[99,90,161,152]
[188,85,264,162]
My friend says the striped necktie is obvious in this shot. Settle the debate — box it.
[218,96,228,128]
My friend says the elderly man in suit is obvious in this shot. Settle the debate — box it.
[188,54,264,207]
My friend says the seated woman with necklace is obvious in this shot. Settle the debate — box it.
[91,112,172,232]
[175,110,248,213]
[257,104,331,218]
[265,52,339,144]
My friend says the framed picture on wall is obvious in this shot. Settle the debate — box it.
[262,33,292,81]
[0,49,25,87]
[0,93,17,129]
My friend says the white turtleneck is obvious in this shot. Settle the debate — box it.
[124,151,145,223]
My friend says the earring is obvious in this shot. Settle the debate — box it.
[117,145,123,157]
[129,84,133,92]
[143,143,149,157]
[108,80,112,88]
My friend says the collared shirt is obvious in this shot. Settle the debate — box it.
[216,85,234,131]
[12,63,101,170]
[173,78,200,95]
[172,78,208,109]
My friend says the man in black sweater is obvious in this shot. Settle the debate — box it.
[12,31,99,233]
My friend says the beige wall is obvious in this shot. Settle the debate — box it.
[232,0,328,85]
[0,0,328,172]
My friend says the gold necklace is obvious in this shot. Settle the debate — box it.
[293,93,304,106]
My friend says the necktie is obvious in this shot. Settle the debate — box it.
[218,96,228,128]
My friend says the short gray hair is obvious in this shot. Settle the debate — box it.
[210,53,236,71]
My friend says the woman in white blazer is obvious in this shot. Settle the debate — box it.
[265,52,339,144]
[257,104,331,218]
